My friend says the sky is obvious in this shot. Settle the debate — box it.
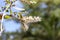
[0,0,24,32]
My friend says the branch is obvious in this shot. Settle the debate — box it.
[0,4,10,36]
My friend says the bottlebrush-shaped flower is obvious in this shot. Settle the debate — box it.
[21,16,41,23]
[20,16,41,31]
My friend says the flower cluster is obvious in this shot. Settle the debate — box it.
[22,16,41,23]
[30,1,37,4]
[21,16,41,31]
[21,0,37,5]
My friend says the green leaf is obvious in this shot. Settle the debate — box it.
[4,15,11,19]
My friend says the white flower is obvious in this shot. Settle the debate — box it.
[28,16,34,21]
[26,16,29,20]
[34,16,37,19]
[30,1,37,4]
[36,16,41,21]
[29,16,32,19]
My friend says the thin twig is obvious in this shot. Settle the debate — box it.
[0,4,10,33]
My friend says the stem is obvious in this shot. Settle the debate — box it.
[0,4,10,33]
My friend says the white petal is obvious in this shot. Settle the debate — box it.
[13,7,25,11]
